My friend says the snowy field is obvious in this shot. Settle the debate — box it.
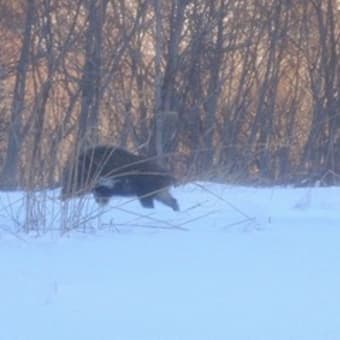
[0,183,340,340]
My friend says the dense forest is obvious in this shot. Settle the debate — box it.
[0,0,339,189]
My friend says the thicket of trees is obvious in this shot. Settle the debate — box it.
[0,0,339,189]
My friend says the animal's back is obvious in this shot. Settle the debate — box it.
[81,145,143,179]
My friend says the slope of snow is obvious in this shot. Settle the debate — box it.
[0,183,339,340]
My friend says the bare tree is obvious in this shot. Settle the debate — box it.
[0,0,339,188]
[302,0,340,182]
[1,0,35,187]
[77,0,108,146]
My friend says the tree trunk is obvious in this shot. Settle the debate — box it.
[1,0,35,187]
[77,0,107,147]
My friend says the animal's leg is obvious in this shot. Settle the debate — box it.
[155,190,180,211]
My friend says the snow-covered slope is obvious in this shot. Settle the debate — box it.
[0,184,339,340]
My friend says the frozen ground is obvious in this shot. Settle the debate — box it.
[0,183,340,340]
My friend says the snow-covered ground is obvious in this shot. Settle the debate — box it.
[0,183,340,340]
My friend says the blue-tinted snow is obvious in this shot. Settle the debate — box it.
[0,183,339,340]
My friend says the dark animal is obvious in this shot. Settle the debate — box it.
[61,145,179,211]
